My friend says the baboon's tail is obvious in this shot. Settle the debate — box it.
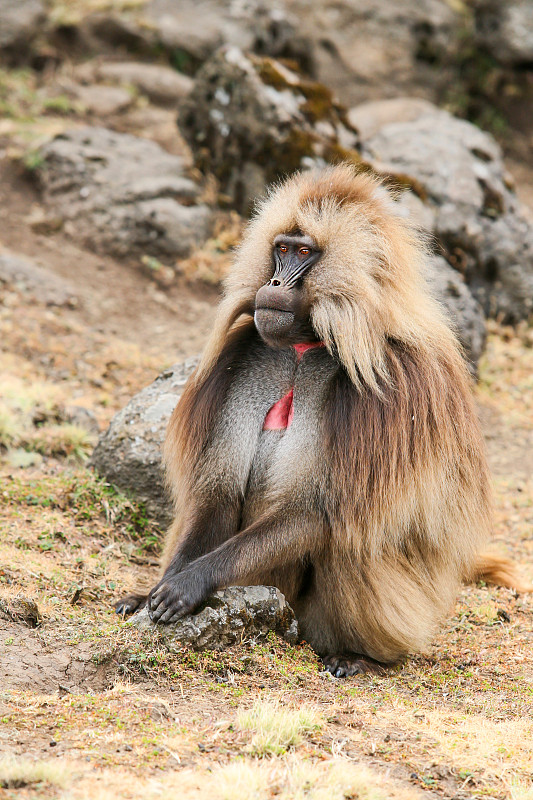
[467,552,532,593]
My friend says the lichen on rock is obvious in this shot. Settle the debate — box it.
[129,586,299,651]
[179,47,361,214]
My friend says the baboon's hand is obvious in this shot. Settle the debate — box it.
[148,571,208,624]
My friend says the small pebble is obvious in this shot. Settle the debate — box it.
[497,608,511,623]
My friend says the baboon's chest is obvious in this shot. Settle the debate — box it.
[238,347,333,524]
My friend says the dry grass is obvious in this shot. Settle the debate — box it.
[25,422,94,459]
[237,700,323,756]
[0,756,71,789]
[511,782,533,800]
[479,320,533,428]
[0,404,22,447]
[214,758,394,800]
[0,66,80,136]
[0,375,96,463]
[177,213,244,285]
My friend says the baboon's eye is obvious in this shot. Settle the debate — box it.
[299,247,310,256]
[278,244,288,254]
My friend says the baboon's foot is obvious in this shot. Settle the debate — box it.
[114,593,148,616]
[322,653,387,678]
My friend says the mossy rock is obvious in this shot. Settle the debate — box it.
[179,47,363,214]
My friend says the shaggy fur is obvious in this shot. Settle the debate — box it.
[139,165,526,663]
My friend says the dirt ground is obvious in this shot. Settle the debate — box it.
[1,62,533,800]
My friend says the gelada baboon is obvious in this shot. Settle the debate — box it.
[117,164,525,676]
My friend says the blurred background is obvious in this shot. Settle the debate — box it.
[1,3,533,798]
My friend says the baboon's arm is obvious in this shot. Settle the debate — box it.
[148,508,317,623]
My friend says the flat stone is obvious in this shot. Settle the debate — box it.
[347,97,437,140]
[0,250,78,308]
[97,61,194,105]
[75,84,133,115]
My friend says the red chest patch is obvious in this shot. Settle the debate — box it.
[263,342,324,431]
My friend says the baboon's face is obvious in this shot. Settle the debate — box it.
[254,233,322,347]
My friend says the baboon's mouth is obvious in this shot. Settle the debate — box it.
[254,308,295,328]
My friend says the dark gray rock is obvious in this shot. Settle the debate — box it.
[84,0,461,107]
[129,585,299,650]
[179,46,359,214]
[143,0,313,70]
[0,0,45,61]
[0,597,41,628]
[0,250,78,307]
[293,0,461,107]
[427,256,486,371]
[357,99,533,322]
[90,358,197,526]
[474,0,533,65]
[37,127,212,261]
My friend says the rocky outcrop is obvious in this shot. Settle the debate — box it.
[37,127,212,261]
[291,0,462,107]
[76,0,314,73]
[179,48,532,321]
[90,358,197,527]
[69,0,463,107]
[179,47,359,213]
[0,0,45,63]
[427,256,486,370]
[129,585,299,650]
[474,0,533,66]
[0,250,78,308]
[355,98,533,322]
